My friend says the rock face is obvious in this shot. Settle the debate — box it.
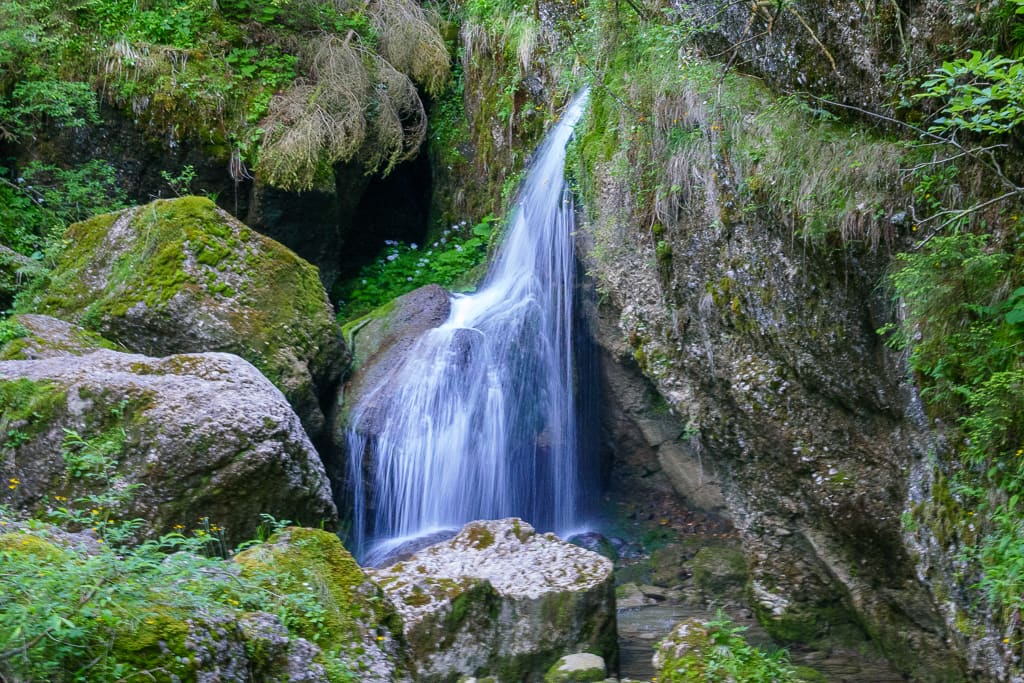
[575,51,967,683]
[0,348,337,544]
[27,196,345,442]
[682,0,987,111]
[369,519,617,682]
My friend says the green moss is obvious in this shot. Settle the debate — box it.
[235,527,401,648]
[0,533,66,562]
[464,523,495,549]
[0,379,66,442]
[113,610,193,679]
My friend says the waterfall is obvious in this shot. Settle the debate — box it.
[347,89,593,562]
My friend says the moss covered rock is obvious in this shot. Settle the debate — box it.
[543,653,606,683]
[0,314,118,360]
[28,196,344,441]
[235,527,408,682]
[0,348,336,545]
[369,518,617,683]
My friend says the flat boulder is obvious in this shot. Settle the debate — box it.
[369,518,617,682]
[26,196,344,440]
[0,348,337,545]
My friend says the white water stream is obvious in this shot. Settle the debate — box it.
[347,90,592,563]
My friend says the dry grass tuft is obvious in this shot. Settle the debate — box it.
[369,0,450,96]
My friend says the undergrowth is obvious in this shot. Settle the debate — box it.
[0,418,372,682]
[335,215,496,321]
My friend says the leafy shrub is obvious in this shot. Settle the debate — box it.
[656,614,797,682]
[335,216,496,321]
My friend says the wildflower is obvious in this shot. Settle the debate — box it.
[454,244,462,252]
[386,254,398,261]
[406,277,413,282]
[440,237,447,244]
[376,635,385,641]
[91,509,99,515]
[410,243,418,250]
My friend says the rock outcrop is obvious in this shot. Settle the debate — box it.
[25,196,345,442]
[0,348,337,544]
[369,518,616,682]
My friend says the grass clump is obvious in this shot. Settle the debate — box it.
[655,614,798,683]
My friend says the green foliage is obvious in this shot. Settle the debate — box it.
[0,0,449,191]
[335,216,496,321]
[0,424,380,682]
[0,160,127,261]
[657,614,797,682]
[915,50,1024,136]
[885,230,1024,613]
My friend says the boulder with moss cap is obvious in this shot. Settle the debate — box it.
[0,348,336,545]
[369,518,617,682]
[235,526,410,682]
[25,196,345,441]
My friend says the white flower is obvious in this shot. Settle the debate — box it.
[411,243,418,250]
[386,254,398,261]
[406,276,413,281]
[440,237,447,244]
[454,244,462,251]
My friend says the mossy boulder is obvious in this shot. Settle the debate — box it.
[0,349,336,545]
[0,314,118,360]
[543,653,606,682]
[235,527,408,681]
[369,519,617,683]
[28,196,345,441]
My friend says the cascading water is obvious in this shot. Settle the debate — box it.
[347,89,594,562]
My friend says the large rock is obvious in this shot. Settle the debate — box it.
[369,518,617,682]
[0,348,337,544]
[26,196,344,441]
[336,283,451,432]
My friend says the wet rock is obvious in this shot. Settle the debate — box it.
[337,283,451,433]
[616,584,655,609]
[569,531,618,561]
[0,349,337,544]
[691,543,748,602]
[26,196,344,442]
[369,518,617,682]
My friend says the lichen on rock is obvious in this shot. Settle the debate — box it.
[369,518,617,682]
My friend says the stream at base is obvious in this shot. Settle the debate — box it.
[617,603,908,682]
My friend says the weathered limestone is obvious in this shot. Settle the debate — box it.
[0,349,337,544]
[369,518,617,682]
